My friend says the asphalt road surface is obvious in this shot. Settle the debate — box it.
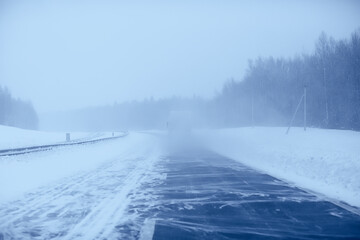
[132,149,360,240]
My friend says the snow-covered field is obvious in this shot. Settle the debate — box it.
[197,127,360,208]
[0,125,118,150]
[0,128,164,239]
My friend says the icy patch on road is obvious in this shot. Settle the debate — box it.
[197,127,360,208]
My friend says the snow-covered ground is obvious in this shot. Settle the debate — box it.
[197,127,360,208]
[0,125,118,150]
[0,131,165,239]
[1,125,359,238]
[0,132,155,203]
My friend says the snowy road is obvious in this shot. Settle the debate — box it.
[1,133,360,239]
[143,150,360,239]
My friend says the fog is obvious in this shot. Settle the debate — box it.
[0,0,359,131]
[2,2,360,238]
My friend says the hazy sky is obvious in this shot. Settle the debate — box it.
[1,0,359,113]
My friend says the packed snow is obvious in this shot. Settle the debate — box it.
[0,130,165,239]
[197,127,360,208]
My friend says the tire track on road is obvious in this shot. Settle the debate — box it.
[0,146,163,240]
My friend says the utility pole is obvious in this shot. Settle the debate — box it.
[304,85,307,131]
[286,85,308,134]
[251,94,254,128]
[286,94,304,134]
[324,67,329,127]
[251,77,255,128]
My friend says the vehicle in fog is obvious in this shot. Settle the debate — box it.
[167,110,193,135]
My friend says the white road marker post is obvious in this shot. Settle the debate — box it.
[66,133,71,142]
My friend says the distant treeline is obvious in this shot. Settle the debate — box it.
[214,29,360,130]
[41,97,210,131]
[43,29,360,131]
[0,86,38,129]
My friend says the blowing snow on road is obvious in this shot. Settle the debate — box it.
[1,130,360,239]
[0,133,165,239]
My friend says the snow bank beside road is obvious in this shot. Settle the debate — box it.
[198,127,360,208]
[0,132,160,203]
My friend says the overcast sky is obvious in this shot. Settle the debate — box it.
[1,0,359,113]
